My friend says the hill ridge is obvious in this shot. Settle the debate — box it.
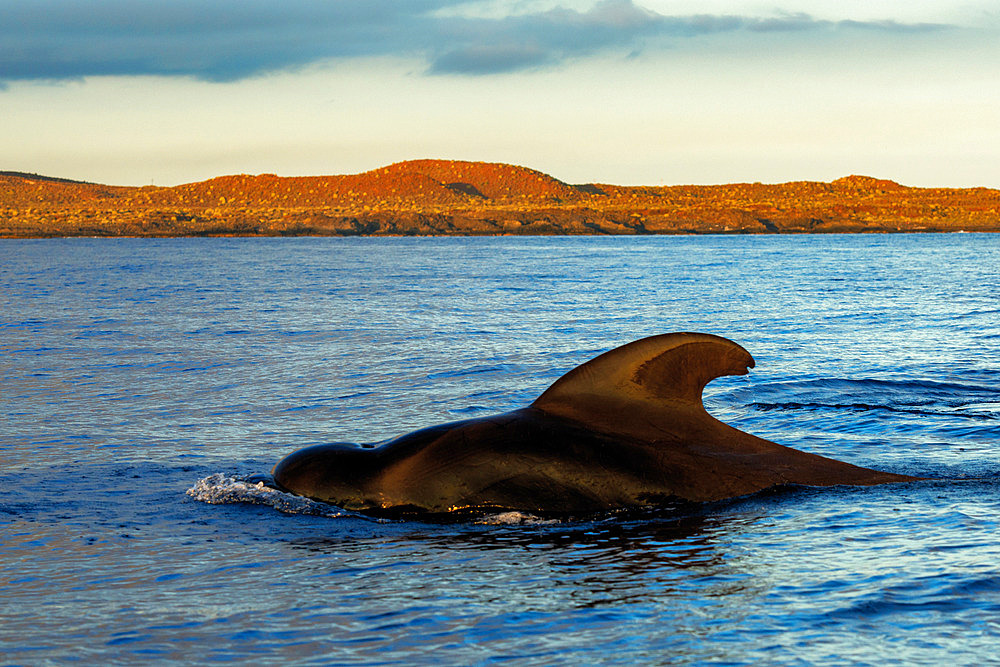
[3,159,1000,237]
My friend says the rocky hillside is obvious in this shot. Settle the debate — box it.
[2,160,999,237]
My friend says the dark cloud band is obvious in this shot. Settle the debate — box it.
[0,0,950,82]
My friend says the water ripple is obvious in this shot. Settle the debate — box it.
[3,235,1000,664]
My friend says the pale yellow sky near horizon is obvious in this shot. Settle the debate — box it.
[2,0,999,188]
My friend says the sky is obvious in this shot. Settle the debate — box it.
[2,0,1000,187]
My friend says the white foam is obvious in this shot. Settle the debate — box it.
[188,475,567,524]
[474,511,560,525]
[186,473,353,518]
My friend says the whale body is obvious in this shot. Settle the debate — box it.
[272,333,918,515]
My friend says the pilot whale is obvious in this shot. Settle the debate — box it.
[272,333,918,515]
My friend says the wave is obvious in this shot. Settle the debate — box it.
[750,401,996,421]
[186,473,370,520]
[827,572,1000,619]
[728,377,998,421]
[425,363,529,380]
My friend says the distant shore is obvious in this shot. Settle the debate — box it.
[3,160,999,238]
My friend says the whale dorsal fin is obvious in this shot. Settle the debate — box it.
[532,333,755,414]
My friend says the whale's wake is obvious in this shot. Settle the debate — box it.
[186,473,357,518]
[187,473,565,525]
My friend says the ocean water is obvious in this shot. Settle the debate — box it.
[1,234,999,665]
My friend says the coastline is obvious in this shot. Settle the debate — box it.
[4,160,999,238]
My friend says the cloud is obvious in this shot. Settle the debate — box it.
[745,11,948,33]
[427,0,668,74]
[0,0,454,81]
[0,0,953,82]
[431,44,552,75]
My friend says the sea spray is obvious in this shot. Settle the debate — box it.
[186,473,362,519]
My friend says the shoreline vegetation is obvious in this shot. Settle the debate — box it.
[3,159,999,238]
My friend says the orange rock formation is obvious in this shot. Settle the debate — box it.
[2,160,999,237]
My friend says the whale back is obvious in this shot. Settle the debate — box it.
[273,332,918,513]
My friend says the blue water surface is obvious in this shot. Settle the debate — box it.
[1,235,999,664]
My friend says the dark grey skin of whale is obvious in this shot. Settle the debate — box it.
[272,333,919,515]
